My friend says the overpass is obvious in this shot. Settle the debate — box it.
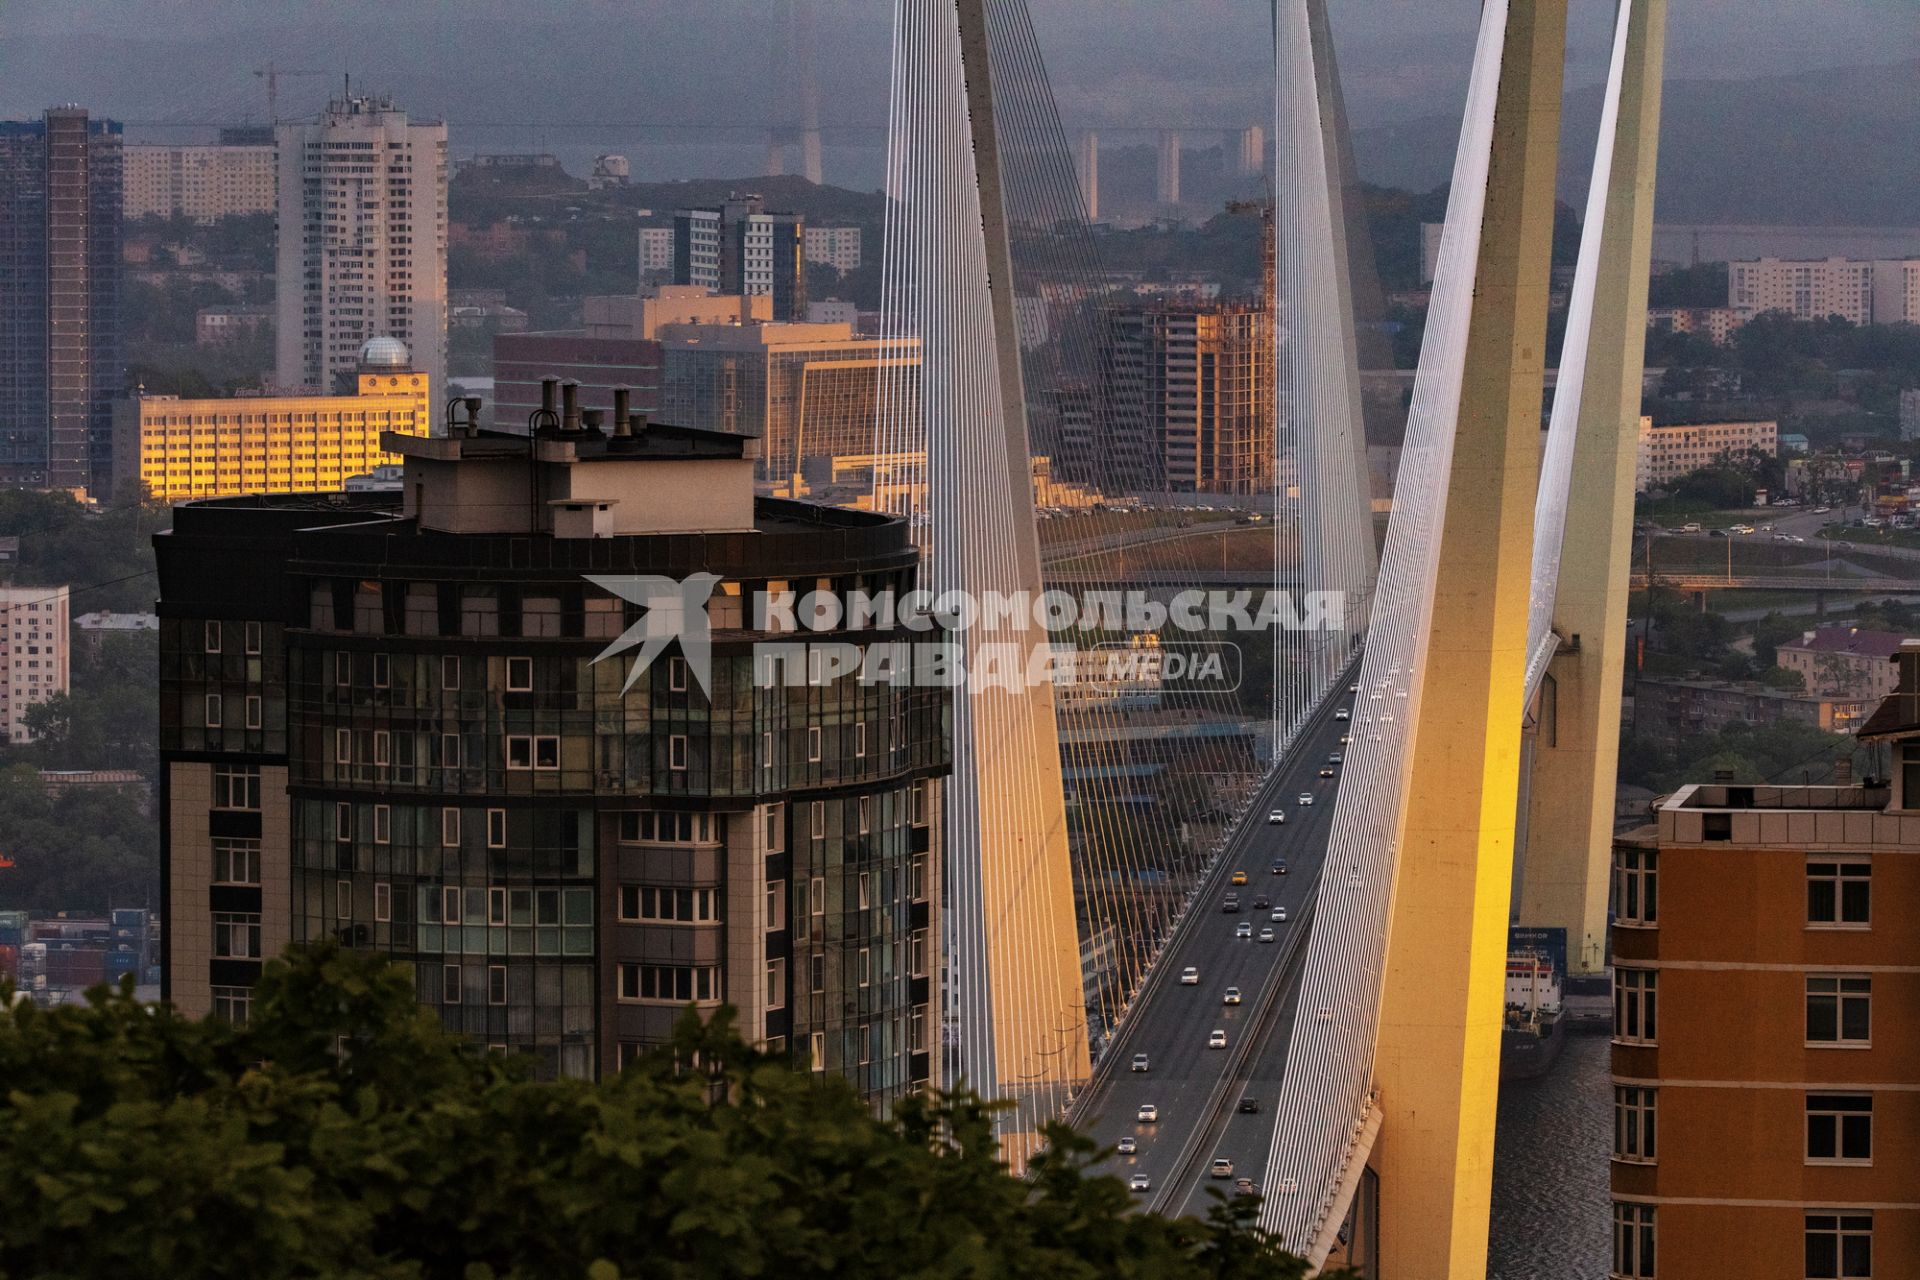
[1631,573,1919,593]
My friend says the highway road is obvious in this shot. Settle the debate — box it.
[1072,682,1357,1217]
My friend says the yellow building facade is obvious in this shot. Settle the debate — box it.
[115,369,431,501]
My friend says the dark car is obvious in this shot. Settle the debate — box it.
[1272,859,1288,875]
[1253,895,1271,910]
[1238,1097,1260,1114]
[1221,896,1240,913]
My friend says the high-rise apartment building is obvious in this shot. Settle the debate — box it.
[1610,644,1920,1279]
[802,226,861,274]
[155,407,948,1094]
[1635,418,1778,491]
[124,141,276,222]
[114,337,431,500]
[0,107,124,494]
[0,584,70,743]
[1728,257,1920,327]
[656,321,920,486]
[275,94,447,403]
[1093,302,1273,495]
[672,195,807,322]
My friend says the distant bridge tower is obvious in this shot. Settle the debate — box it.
[1077,130,1099,221]
[1156,130,1181,206]
[767,0,824,183]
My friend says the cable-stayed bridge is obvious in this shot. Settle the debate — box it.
[876,0,1664,1272]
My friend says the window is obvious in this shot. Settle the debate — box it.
[810,877,826,918]
[507,736,558,770]
[204,693,222,728]
[1615,968,1657,1044]
[336,880,352,919]
[1613,847,1656,926]
[373,731,390,767]
[667,656,687,692]
[1613,1086,1656,1163]
[857,872,870,911]
[618,886,719,923]
[807,726,822,763]
[761,731,774,769]
[442,886,462,924]
[1806,1212,1872,1279]
[810,802,826,840]
[765,880,786,932]
[443,964,462,1004]
[245,694,262,730]
[1611,1202,1655,1279]
[374,882,391,923]
[212,838,261,886]
[909,854,929,903]
[534,736,559,770]
[507,656,533,691]
[204,620,221,653]
[766,957,786,1010]
[618,812,716,844]
[336,801,352,843]
[1807,1094,1872,1164]
[809,1031,826,1073]
[809,953,826,993]
[858,947,870,988]
[669,734,688,772]
[441,732,461,769]
[440,655,459,690]
[441,807,460,847]
[1807,976,1871,1046]
[212,765,260,811]
[335,728,352,766]
[763,803,784,852]
[617,964,721,1002]
[213,912,262,959]
[909,930,928,978]
[855,721,867,758]
[335,651,351,687]
[1807,859,1870,928]
[487,808,506,849]
[858,797,870,835]
[372,804,391,845]
[211,986,252,1025]
[910,781,928,826]
[244,621,261,655]
[372,653,390,688]
[488,965,508,1006]
[488,887,507,926]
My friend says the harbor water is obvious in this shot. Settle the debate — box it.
[1488,1032,1611,1278]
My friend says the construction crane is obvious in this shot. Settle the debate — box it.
[253,63,330,125]
[1224,199,1276,317]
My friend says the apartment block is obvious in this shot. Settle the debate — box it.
[275,94,447,403]
[124,142,275,222]
[672,194,806,321]
[1728,257,1920,327]
[0,585,70,743]
[1636,418,1778,491]
[802,226,862,273]
[115,338,430,501]
[155,409,949,1096]
[1610,645,1920,1278]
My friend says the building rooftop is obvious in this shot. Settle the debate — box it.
[1779,626,1908,659]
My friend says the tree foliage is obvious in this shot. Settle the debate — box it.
[0,946,1330,1280]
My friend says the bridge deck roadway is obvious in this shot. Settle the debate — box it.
[1072,683,1356,1218]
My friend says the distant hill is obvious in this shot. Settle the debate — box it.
[1353,58,1920,227]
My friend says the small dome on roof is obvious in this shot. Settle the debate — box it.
[358,336,412,369]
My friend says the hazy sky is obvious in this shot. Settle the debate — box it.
[2,0,1914,185]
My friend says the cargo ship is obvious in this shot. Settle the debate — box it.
[1500,949,1565,1080]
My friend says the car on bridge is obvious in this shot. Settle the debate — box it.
[1298,792,1314,805]
[1339,733,1351,745]
[1267,809,1286,824]
[1210,1158,1235,1179]
[1253,894,1270,909]
[1131,1053,1150,1072]
[1180,966,1199,985]
[1234,1177,1257,1195]
[1137,1103,1159,1123]
[1117,1136,1138,1155]
[1318,766,1336,778]
[1334,708,1351,721]
[1328,753,1342,764]
[1208,1029,1228,1049]
[1238,1097,1260,1114]
[1222,895,1240,913]
[1258,927,1276,944]
[1235,921,1253,939]
[1230,870,1248,885]
[1223,986,1242,1005]
[1272,858,1287,874]
[1272,906,1288,923]
[1130,1173,1152,1193]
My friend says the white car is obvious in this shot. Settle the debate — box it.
[1349,683,1359,693]
[1137,1103,1159,1123]
[1258,927,1276,944]
[1298,792,1314,806]
[1131,1053,1150,1072]
[1223,986,1242,1005]
[1130,1173,1152,1192]
[1210,1158,1234,1179]
[1333,708,1351,722]
[1208,1029,1228,1049]
[1272,907,1288,923]
[1117,1136,1138,1155]
[1180,966,1200,985]
[1235,921,1253,939]
[1267,809,1286,825]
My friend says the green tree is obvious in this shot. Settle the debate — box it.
[0,946,1336,1280]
